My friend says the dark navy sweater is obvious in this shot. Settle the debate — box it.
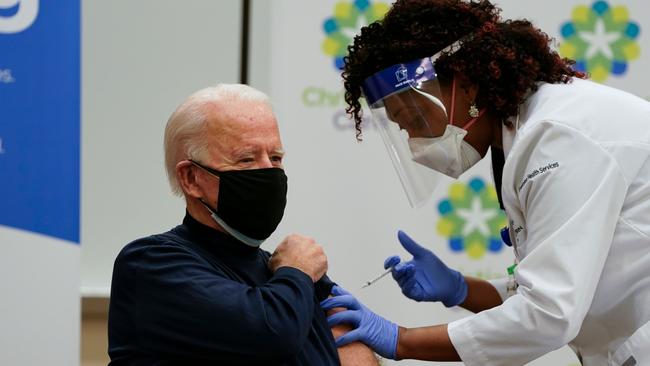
[108,213,340,365]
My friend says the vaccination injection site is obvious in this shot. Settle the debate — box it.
[2,0,650,365]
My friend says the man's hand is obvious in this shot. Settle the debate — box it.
[269,234,328,282]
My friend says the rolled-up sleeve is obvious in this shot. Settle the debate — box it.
[448,121,629,365]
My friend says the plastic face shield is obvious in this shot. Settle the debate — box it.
[362,57,450,208]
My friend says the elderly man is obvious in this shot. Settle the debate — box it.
[107,84,377,365]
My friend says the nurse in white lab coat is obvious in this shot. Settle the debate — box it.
[320,0,650,365]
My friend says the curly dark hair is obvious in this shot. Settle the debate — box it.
[343,0,585,140]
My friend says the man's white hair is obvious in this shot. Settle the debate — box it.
[164,84,271,196]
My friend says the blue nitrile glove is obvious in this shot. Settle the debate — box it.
[320,285,398,359]
[384,230,468,307]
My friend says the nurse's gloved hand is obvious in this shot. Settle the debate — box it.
[320,285,398,359]
[384,230,467,307]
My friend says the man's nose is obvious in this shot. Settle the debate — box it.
[257,155,274,169]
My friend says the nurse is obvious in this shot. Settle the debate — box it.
[321,0,650,365]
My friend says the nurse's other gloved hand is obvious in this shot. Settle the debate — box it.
[384,230,467,307]
[321,285,398,359]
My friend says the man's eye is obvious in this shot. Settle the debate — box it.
[239,158,255,163]
[271,155,283,162]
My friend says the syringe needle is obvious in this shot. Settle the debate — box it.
[361,267,394,289]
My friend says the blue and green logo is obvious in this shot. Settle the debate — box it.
[437,178,507,260]
[559,1,640,82]
[321,0,389,70]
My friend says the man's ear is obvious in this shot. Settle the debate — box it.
[176,160,204,199]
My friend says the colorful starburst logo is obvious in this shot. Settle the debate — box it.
[436,178,507,260]
[559,1,641,82]
[321,0,389,70]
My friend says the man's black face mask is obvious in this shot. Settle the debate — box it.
[191,160,288,247]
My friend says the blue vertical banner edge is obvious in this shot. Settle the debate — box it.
[0,0,81,244]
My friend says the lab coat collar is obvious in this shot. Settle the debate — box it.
[502,84,540,158]
[502,114,517,159]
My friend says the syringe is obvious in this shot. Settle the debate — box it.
[361,266,394,289]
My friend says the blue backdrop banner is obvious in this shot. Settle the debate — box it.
[0,0,80,243]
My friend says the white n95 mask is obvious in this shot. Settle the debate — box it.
[408,124,482,178]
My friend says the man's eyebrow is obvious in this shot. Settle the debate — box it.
[229,147,285,158]
[229,147,255,159]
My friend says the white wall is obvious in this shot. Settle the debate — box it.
[80,0,242,295]
[0,231,80,366]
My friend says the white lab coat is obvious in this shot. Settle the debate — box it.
[447,78,650,366]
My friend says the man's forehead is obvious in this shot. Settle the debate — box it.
[206,101,277,132]
[203,103,283,160]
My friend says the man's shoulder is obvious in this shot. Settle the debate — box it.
[114,226,194,265]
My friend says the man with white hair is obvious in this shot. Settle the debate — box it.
[107,84,377,365]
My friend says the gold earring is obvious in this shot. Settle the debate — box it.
[469,103,479,118]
